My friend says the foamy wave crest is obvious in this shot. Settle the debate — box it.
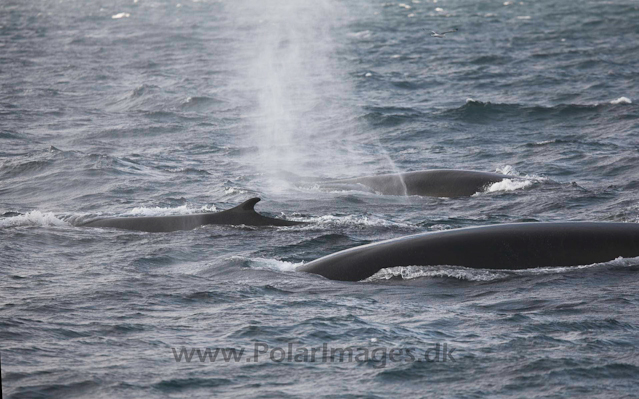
[610,97,632,105]
[125,204,217,217]
[367,256,639,282]
[497,165,546,181]
[294,214,415,229]
[485,178,533,193]
[510,256,639,276]
[229,256,302,272]
[224,187,247,195]
[367,265,508,282]
[480,165,547,193]
[0,211,69,228]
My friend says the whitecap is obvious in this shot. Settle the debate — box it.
[112,12,131,19]
[0,211,68,228]
[367,265,509,282]
[495,165,547,181]
[610,97,632,105]
[366,256,639,282]
[228,256,302,272]
[224,187,247,195]
[348,30,371,39]
[292,214,416,229]
[510,256,639,276]
[125,204,217,217]
[485,178,533,193]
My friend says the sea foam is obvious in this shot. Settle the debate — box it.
[125,204,217,217]
[610,97,632,105]
[0,211,68,228]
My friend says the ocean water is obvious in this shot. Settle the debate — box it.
[1,0,639,397]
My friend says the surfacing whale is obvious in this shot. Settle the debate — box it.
[81,198,304,232]
[322,169,520,197]
[297,222,639,281]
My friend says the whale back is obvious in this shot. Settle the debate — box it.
[204,198,303,227]
[81,198,303,232]
[298,222,639,281]
[331,169,512,197]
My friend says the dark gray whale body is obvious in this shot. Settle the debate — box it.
[298,222,639,281]
[81,198,304,232]
[326,169,518,197]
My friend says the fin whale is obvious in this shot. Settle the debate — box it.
[297,222,639,281]
[81,198,304,232]
[323,169,521,197]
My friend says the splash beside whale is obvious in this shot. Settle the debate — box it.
[319,169,524,197]
[297,222,639,281]
[81,198,304,232]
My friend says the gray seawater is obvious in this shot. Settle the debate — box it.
[2,0,639,397]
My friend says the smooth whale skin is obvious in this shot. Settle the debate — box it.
[297,222,639,281]
[81,198,304,232]
[325,169,517,197]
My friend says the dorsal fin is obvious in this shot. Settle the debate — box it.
[230,197,260,212]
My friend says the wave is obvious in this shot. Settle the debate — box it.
[484,178,533,193]
[366,256,639,282]
[180,96,226,111]
[107,84,168,113]
[124,204,217,217]
[443,99,637,123]
[291,213,416,229]
[610,96,632,105]
[111,12,130,19]
[367,265,509,282]
[163,167,211,175]
[0,210,69,228]
[0,132,24,140]
[480,165,546,194]
[360,106,424,127]
[227,256,301,272]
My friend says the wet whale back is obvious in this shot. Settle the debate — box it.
[82,214,207,232]
[297,222,639,281]
[401,170,509,197]
[333,169,512,197]
[81,198,304,232]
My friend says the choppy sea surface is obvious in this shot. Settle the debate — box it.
[2,0,639,397]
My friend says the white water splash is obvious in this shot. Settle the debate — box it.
[481,165,547,193]
[125,204,217,217]
[0,211,69,228]
[610,97,632,105]
[223,187,248,195]
[230,256,302,272]
[497,165,547,180]
[485,178,533,193]
[292,214,416,229]
[366,256,639,282]
[510,256,639,276]
[367,265,508,282]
